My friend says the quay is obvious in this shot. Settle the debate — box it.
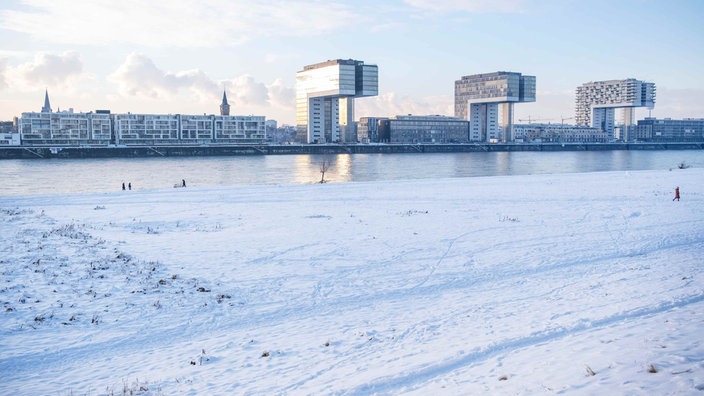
[0,142,702,160]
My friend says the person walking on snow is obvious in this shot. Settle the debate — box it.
[673,186,680,201]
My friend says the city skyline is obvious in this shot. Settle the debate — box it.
[1,0,702,125]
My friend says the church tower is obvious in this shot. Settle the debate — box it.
[220,90,230,116]
[41,89,52,113]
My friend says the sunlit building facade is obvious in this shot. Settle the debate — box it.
[513,123,607,143]
[357,117,387,143]
[455,71,536,143]
[18,91,266,146]
[635,118,704,142]
[296,59,378,143]
[378,115,469,143]
[19,111,112,145]
[575,79,655,141]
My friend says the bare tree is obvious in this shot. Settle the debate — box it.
[319,155,333,183]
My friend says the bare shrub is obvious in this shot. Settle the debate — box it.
[585,365,596,376]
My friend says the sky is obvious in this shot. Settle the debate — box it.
[1,0,703,125]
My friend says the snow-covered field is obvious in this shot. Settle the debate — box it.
[1,168,703,395]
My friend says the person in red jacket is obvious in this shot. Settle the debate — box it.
[673,186,680,201]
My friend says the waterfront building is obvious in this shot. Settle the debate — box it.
[575,79,655,141]
[114,113,180,144]
[296,59,378,143]
[114,113,266,145]
[358,117,388,143]
[0,120,20,146]
[513,123,607,143]
[18,91,266,146]
[19,110,112,145]
[635,118,704,142]
[378,115,469,144]
[454,71,536,143]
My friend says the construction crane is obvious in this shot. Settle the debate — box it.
[517,116,553,124]
[561,116,574,125]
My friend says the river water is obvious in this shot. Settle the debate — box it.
[1,150,702,196]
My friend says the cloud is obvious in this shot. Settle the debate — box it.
[108,53,217,99]
[225,76,269,108]
[109,53,293,112]
[403,0,528,13]
[356,92,454,119]
[0,0,361,47]
[267,79,295,110]
[1,51,90,91]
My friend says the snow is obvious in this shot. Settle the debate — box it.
[1,168,703,395]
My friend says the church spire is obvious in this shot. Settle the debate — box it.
[220,89,230,116]
[41,89,52,113]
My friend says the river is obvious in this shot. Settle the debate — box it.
[1,150,702,196]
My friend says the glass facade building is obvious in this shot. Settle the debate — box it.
[454,72,536,143]
[296,59,378,143]
[378,115,469,144]
[635,118,704,142]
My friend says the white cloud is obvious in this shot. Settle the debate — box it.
[108,53,217,99]
[108,53,293,113]
[0,0,361,47]
[225,75,269,108]
[403,0,528,13]
[356,92,454,119]
[266,78,295,110]
[1,51,90,91]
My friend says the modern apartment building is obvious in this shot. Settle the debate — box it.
[575,79,655,141]
[378,115,469,144]
[18,91,266,146]
[455,71,536,143]
[296,59,378,143]
[513,123,607,143]
[635,118,704,142]
[20,111,113,145]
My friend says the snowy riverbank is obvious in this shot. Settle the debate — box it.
[1,169,703,395]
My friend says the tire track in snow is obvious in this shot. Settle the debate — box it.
[342,293,704,395]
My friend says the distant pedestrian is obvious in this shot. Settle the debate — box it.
[182,179,186,188]
[122,182,125,191]
[128,182,132,191]
[673,186,680,201]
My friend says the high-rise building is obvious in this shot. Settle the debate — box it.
[575,79,655,141]
[296,59,378,143]
[455,72,536,143]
